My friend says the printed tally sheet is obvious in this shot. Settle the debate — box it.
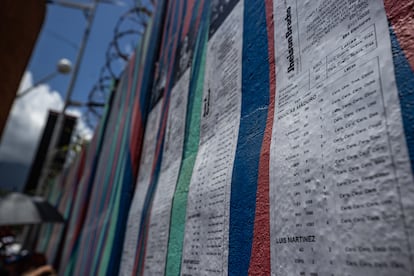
[180,1,243,275]
[270,0,414,275]
[119,100,163,276]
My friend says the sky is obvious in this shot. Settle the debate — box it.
[0,0,140,191]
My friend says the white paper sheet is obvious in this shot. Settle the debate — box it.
[180,1,243,275]
[119,100,163,276]
[142,69,190,275]
[270,0,414,275]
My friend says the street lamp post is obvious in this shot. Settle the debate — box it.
[36,0,100,195]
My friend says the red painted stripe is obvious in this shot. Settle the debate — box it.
[130,55,144,177]
[130,95,143,177]
[384,0,414,70]
[181,0,195,40]
[127,52,142,176]
[248,0,275,275]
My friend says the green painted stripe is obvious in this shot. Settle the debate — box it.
[165,22,208,276]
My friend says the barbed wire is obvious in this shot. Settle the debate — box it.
[84,3,153,128]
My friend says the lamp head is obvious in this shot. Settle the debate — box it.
[57,58,72,74]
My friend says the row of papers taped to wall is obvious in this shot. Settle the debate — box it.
[37,0,414,275]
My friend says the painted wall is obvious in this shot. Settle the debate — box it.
[42,1,414,275]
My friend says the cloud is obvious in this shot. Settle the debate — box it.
[66,108,93,141]
[0,71,92,165]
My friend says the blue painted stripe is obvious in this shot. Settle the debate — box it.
[389,26,414,174]
[229,0,270,275]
